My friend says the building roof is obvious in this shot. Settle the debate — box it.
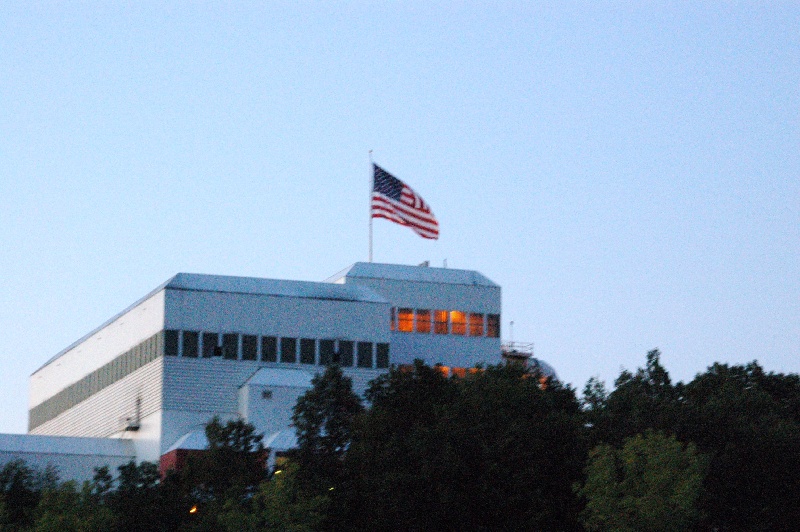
[35,271,388,372]
[0,433,135,457]
[263,429,297,451]
[326,262,499,287]
[242,367,314,388]
[165,431,208,453]
[166,273,387,303]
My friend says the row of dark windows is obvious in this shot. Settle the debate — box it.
[391,309,500,337]
[164,330,390,370]
[29,332,163,431]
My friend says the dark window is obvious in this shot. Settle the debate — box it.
[300,338,316,364]
[183,331,199,358]
[487,314,500,338]
[376,343,390,368]
[434,310,449,334]
[397,308,413,332]
[319,339,335,365]
[281,338,297,363]
[357,342,373,368]
[242,335,257,360]
[223,333,238,360]
[416,309,431,333]
[202,333,219,358]
[337,341,353,366]
[390,307,396,331]
[261,336,277,362]
[469,313,484,336]
[164,330,179,357]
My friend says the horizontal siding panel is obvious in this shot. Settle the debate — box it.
[30,359,163,438]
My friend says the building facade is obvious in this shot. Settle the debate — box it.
[23,262,503,469]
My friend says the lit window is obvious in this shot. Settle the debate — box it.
[487,314,500,338]
[450,311,466,335]
[416,309,431,333]
[300,339,316,364]
[397,308,413,332]
[469,313,484,336]
[434,310,448,334]
[452,367,467,378]
[183,331,199,358]
[435,365,450,377]
[280,338,297,363]
[242,335,257,360]
[261,336,277,362]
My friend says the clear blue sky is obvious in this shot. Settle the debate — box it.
[1,2,798,433]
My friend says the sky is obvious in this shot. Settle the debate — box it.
[1,2,798,434]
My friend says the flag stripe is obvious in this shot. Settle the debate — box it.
[371,163,439,240]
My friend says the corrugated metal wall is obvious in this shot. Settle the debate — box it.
[29,358,163,438]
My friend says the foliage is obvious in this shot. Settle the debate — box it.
[217,461,329,532]
[291,364,363,495]
[32,480,114,532]
[0,459,58,530]
[678,362,800,531]
[340,360,586,531]
[578,431,707,532]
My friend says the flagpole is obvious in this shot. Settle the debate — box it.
[368,150,374,263]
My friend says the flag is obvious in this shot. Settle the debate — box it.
[371,163,439,240]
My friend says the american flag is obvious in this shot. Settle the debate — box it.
[371,164,439,240]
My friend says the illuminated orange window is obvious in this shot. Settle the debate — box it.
[416,309,431,333]
[450,311,466,335]
[397,308,413,332]
[399,364,415,373]
[434,310,448,334]
[487,314,500,338]
[468,367,484,375]
[435,365,450,377]
[452,367,467,378]
[469,313,484,336]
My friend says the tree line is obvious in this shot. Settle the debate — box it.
[2,350,799,531]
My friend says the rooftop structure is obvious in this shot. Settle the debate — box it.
[8,262,509,477]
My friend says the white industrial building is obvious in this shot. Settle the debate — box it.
[2,262,526,479]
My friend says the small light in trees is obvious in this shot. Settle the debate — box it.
[189,505,198,514]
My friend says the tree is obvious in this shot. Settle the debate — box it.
[677,362,800,531]
[32,480,115,532]
[578,431,707,532]
[340,361,586,531]
[587,349,680,447]
[173,417,267,531]
[291,364,363,495]
[0,459,58,530]
[217,461,329,532]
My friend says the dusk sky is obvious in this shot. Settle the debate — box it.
[1,2,798,433]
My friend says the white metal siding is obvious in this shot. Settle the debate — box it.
[29,358,163,439]
[30,291,166,408]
